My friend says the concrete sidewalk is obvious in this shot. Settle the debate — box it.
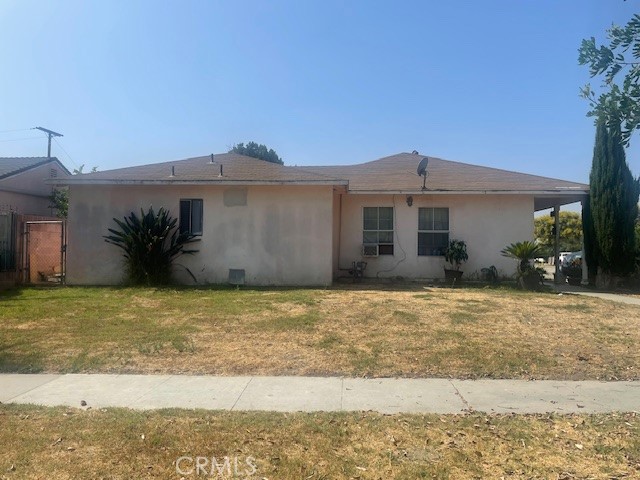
[2,374,640,414]
[553,283,640,306]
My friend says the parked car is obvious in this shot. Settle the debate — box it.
[558,252,573,265]
[560,252,582,279]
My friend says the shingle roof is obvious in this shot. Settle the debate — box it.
[304,153,589,193]
[57,151,588,195]
[59,153,345,185]
[0,157,70,180]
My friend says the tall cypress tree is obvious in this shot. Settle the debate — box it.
[581,196,598,285]
[589,116,640,284]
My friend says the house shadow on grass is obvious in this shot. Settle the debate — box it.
[1,279,555,296]
[0,342,44,373]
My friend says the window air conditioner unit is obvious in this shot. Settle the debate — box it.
[362,244,379,257]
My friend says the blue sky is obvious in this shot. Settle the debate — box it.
[0,0,637,185]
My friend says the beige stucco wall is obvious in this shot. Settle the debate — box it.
[0,190,51,216]
[331,189,342,279]
[336,193,534,279]
[67,184,335,286]
[0,162,67,215]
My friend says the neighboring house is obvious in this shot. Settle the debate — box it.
[0,157,70,286]
[0,157,70,216]
[57,152,588,286]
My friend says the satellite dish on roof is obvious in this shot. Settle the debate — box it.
[417,157,429,190]
[416,157,429,177]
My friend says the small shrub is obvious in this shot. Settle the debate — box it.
[501,241,544,290]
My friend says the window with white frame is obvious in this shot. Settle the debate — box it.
[418,207,449,256]
[179,199,203,235]
[363,206,394,255]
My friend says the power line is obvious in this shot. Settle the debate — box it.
[0,128,33,134]
[0,135,45,143]
[52,137,81,169]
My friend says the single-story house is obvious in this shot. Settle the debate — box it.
[1,157,70,286]
[0,157,70,216]
[57,152,588,286]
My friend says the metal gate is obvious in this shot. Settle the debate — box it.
[0,212,16,272]
[21,220,66,284]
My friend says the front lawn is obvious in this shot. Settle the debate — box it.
[1,285,639,379]
[1,404,638,479]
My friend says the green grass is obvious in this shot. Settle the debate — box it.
[253,312,321,331]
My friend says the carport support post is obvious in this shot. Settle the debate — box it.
[581,199,588,285]
[553,204,560,284]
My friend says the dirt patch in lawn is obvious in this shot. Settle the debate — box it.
[1,286,639,379]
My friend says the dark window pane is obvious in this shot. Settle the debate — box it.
[378,231,393,243]
[363,231,378,244]
[363,206,393,253]
[191,199,203,235]
[432,232,449,253]
[363,207,378,230]
[418,232,449,256]
[179,200,191,234]
[418,208,433,230]
[417,232,427,256]
[379,207,393,230]
[433,208,449,230]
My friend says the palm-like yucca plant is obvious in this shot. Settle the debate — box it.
[500,241,542,273]
[104,206,198,285]
[500,240,544,289]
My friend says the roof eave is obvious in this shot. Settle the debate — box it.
[0,157,70,180]
[49,178,348,186]
[346,189,589,195]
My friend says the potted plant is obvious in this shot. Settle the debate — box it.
[443,239,468,284]
[500,241,544,290]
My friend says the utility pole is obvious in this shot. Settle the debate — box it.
[33,127,63,158]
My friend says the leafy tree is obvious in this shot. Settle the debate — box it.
[48,188,68,219]
[104,206,198,285]
[73,164,98,174]
[48,165,99,218]
[229,142,283,165]
[579,14,640,145]
[588,116,640,286]
[582,197,598,285]
[534,211,583,256]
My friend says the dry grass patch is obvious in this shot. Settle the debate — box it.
[1,285,639,379]
[0,404,639,479]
